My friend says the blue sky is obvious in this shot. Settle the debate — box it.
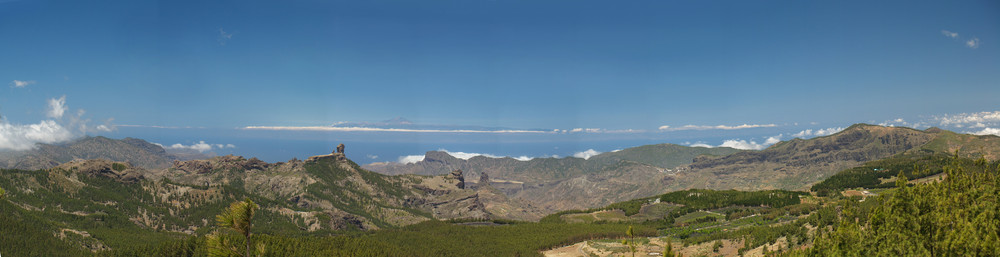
[1,0,999,161]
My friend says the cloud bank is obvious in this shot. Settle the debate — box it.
[687,135,783,150]
[0,120,75,150]
[155,141,236,153]
[244,125,549,134]
[793,127,844,138]
[936,111,1000,128]
[396,149,540,164]
[0,96,112,150]
[659,124,777,131]
[970,128,1000,136]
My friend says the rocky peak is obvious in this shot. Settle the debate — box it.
[306,144,349,163]
[423,151,460,164]
[478,171,490,186]
[446,169,465,189]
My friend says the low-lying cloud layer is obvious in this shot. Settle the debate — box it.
[244,125,548,134]
[0,96,114,151]
[793,127,844,138]
[658,124,777,131]
[0,120,75,151]
[572,149,602,160]
[396,149,539,164]
[971,128,1000,136]
[936,111,1000,128]
[688,135,783,151]
[155,141,236,153]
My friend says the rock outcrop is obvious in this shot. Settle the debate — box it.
[55,159,144,184]
[172,155,271,174]
[478,171,490,187]
[446,169,465,189]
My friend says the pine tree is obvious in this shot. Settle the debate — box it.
[621,225,636,257]
[211,198,259,257]
[662,237,675,257]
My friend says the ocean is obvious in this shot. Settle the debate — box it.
[108,126,779,165]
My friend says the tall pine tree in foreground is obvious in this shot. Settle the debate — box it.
[209,198,260,257]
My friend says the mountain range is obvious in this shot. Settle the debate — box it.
[365,124,1000,211]
[0,136,196,171]
[3,123,1000,255]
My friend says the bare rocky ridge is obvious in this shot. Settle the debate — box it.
[0,136,202,171]
[0,143,542,246]
[364,144,743,211]
[364,124,1000,212]
[54,159,145,184]
[154,149,527,228]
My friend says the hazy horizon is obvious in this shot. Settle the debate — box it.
[2,0,998,163]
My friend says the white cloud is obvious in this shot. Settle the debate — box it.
[941,30,981,49]
[966,38,980,49]
[793,127,844,138]
[720,135,782,150]
[47,96,67,119]
[366,154,379,159]
[572,149,602,160]
[396,149,539,164]
[0,120,75,150]
[941,30,959,38]
[565,128,643,134]
[10,80,35,88]
[444,150,500,160]
[691,135,783,150]
[398,155,425,164]
[218,28,234,45]
[970,128,1000,136]
[877,118,927,128]
[0,96,112,150]
[659,124,777,131]
[158,141,235,153]
[936,111,1000,127]
[244,125,549,134]
[689,143,713,148]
